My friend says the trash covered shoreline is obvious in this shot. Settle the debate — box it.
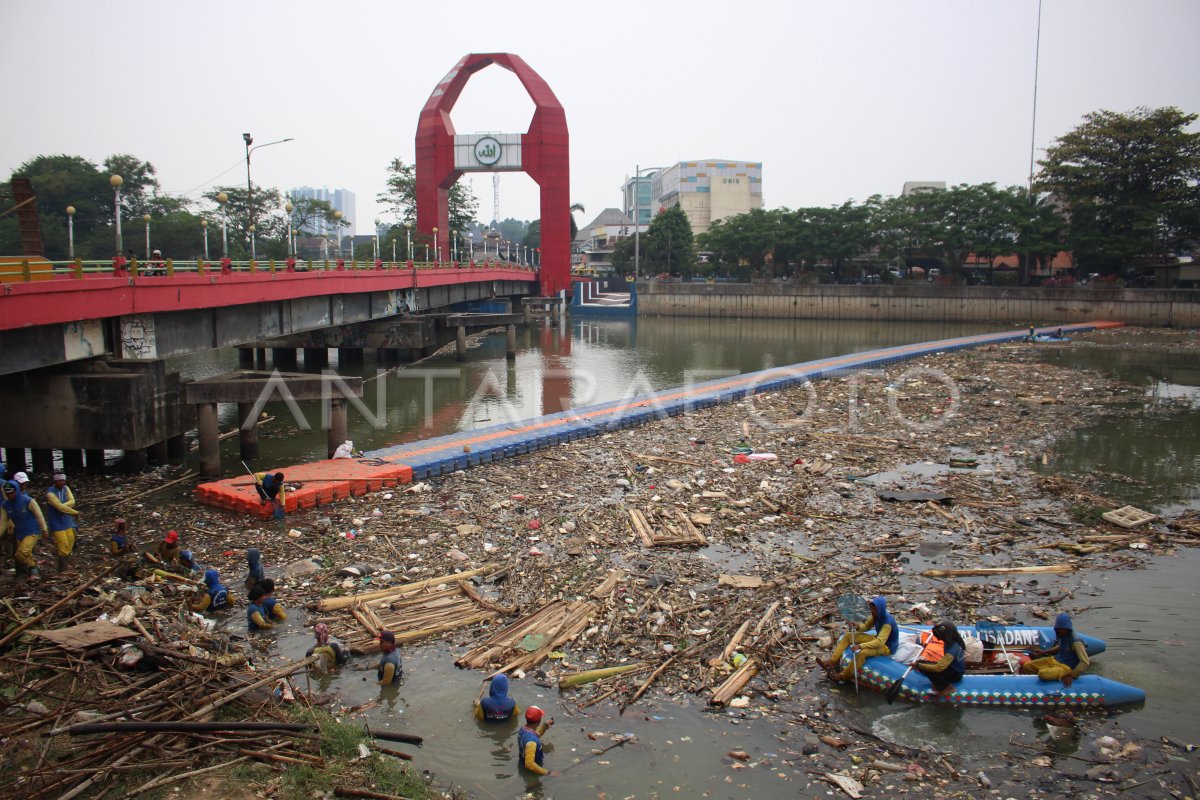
[3,327,1199,798]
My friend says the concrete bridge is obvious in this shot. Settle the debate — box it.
[0,259,544,474]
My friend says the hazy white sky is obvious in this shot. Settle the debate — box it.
[4,0,1198,234]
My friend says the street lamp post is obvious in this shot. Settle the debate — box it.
[242,132,294,238]
[66,206,75,259]
[333,211,343,257]
[217,192,228,257]
[285,201,293,257]
[391,238,396,263]
[405,222,413,261]
[249,224,256,261]
[143,213,151,259]
[110,174,124,254]
[452,229,458,262]
[374,218,380,261]
[433,227,439,263]
[201,219,209,260]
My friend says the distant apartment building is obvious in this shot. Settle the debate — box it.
[900,181,946,196]
[620,173,657,226]
[648,160,763,236]
[289,186,357,236]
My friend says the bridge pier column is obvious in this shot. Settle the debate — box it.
[327,398,347,459]
[5,447,27,474]
[237,402,259,461]
[456,326,467,362]
[238,348,255,369]
[85,449,106,474]
[62,449,85,475]
[273,348,298,369]
[124,448,148,473]
[146,440,168,466]
[522,304,532,325]
[506,324,517,361]
[31,448,54,477]
[166,434,186,461]
[255,348,268,369]
[305,348,328,368]
[197,403,220,478]
[338,348,364,366]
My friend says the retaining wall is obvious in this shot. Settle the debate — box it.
[636,283,1200,327]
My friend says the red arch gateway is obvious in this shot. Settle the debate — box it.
[416,53,570,297]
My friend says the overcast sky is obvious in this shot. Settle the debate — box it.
[4,0,1198,235]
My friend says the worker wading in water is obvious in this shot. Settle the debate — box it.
[517,706,557,776]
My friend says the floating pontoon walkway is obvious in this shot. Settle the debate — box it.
[195,321,1123,517]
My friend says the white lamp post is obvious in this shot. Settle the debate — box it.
[217,191,228,257]
[405,222,413,261]
[333,211,343,257]
[373,218,380,261]
[285,201,294,257]
[201,219,209,260]
[110,174,124,254]
[66,206,75,259]
[249,224,256,261]
[143,213,151,259]
[433,226,439,262]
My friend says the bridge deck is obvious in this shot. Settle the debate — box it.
[194,321,1124,517]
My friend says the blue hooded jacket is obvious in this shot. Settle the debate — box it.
[246,548,265,583]
[2,481,41,539]
[870,597,899,653]
[203,569,230,610]
[1052,613,1080,668]
[480,673,517,721]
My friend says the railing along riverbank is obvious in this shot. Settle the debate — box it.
[636,281,1200,327]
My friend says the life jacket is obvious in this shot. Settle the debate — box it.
[918,631,946,662]
[247,601,270,630]
[45,486,78,530]
[377,649,402,684]
[944,641,966,679]
[480,674,517,721]
[203,569,229,610]
[3,492,41,538]
[517,726,544,769]
[1053,632,1081,669]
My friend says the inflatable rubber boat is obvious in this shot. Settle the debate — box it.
[835,624,1145,708]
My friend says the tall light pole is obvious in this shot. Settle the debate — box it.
[285,201,294,257]
[452,229,458,262]
[66,206,75,259]
[217,191,228,257]
[333,211,343,257]
[405,222,413,261]
[374,218,380,260]
[201,219,209,260]
[433,227,439,262]
[143,213,151,259]
[391,238,396,263]
[632,165,665,283]
[249,224,256,261]
[110,174,124,254]
[242,132,294,238]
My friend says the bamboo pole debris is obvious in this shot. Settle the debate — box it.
[315,564,502,611]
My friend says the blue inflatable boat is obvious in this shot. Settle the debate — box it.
[836,625,1145,708]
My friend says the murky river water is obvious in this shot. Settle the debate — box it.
[174,319,1198,798]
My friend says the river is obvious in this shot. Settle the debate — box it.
[173,318,1198,798]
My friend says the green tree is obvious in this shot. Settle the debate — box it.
[523,219,540,249]
[103,154,160,219]
[202,185,288,259]
[377,157,479,233]
[641,206,694,275]
[287,196,342,236]
[1036,106,1200,273]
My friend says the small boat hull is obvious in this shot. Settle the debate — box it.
[837,625,1145,708]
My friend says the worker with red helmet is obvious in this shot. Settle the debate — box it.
[517,706,557,776]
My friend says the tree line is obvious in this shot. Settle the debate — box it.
[633,107,1200,283]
